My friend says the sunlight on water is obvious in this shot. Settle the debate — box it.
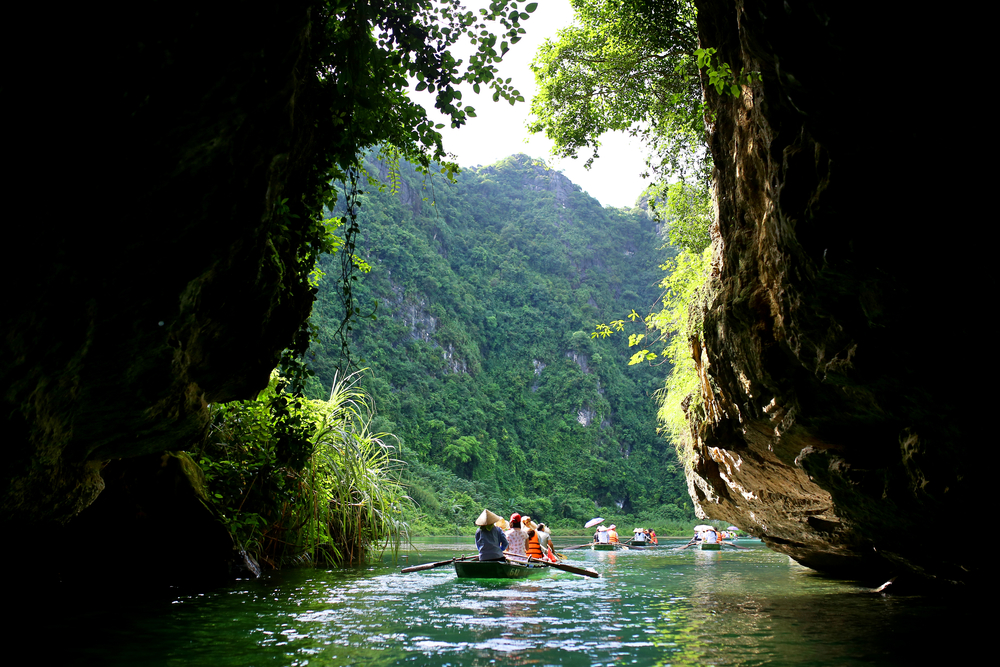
[48,539,968,666]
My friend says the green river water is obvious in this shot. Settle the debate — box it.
[47,538,968,666]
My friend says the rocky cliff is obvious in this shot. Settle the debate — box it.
[686,0,983,586]
[2,2,321,567]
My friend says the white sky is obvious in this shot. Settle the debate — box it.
[415,0,652,209]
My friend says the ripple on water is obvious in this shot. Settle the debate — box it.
[40,541,975,666]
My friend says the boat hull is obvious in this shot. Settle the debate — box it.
[700,543,721,550]
[454,559,549,579]
[591,543,626,551]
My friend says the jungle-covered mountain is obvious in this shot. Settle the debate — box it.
[305,153,694,532]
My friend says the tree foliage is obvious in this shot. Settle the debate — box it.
[305,153,696,532]
[528,0,706,179]
[315,0,538,172]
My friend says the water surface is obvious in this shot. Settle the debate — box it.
[47,538,968,665]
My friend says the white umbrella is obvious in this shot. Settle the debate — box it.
[584,517,605,528]
[693,524,714,532]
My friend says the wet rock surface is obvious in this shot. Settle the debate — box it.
[687,0,982,586]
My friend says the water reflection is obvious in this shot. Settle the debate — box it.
[42,539,972,666]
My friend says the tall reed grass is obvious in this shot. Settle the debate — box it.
[198,371,409,569]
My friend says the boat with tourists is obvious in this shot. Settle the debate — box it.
[400,509,601,579]
[454,557,550,579]
[627,528,658,549]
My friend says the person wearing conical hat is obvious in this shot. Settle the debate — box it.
[475,509,508,561]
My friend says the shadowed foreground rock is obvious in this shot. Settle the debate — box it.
[2,3,318,541]
[686,0,983,586]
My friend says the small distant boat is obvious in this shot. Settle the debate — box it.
[454,558,550,579]
[626,538,658,549]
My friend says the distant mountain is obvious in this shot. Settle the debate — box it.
[307,153,694,530]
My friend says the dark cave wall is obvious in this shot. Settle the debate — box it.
[686,0,983,584]
[2,2,320,529]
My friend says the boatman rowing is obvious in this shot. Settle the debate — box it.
[474,509,508,561]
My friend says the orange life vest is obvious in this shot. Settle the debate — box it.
[526,532,543,558]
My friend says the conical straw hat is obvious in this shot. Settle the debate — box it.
[476,509,502,526]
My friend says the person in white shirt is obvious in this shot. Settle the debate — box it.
[505,513,527,556]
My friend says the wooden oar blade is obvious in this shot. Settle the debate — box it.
[546,560,600,578]
[526,555,599,578]
[401,555,476,573]
[401,558,454,573]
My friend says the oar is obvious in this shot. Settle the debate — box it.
[400,554,477,573]
[560,543,597,550]
[674,539,698,551]
[721,541,749,550]
[505,551,600,578]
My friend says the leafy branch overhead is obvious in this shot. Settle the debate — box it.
[527,0,706,179]
[315,0,539,175]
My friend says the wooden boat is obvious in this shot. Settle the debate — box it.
[700,542,721,550]
[591,543,628,551]
[454,558,550,579]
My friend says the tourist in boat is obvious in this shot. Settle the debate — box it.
[632,528,646,545]
[506,513,528,556]
[703,527,719,545]
[649,529,657,545]
[525,525,544,559]
[475,509,508,561]
[595,526,610,544]
[536,523,557,561]
[608,524,620,544]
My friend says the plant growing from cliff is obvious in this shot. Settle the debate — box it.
[592,178,712,466]
[694,48,762,98]
[197,371,408,567]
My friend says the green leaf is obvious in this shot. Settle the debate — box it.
[525,2,538,12]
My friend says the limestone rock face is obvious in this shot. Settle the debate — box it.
[687,0,981,585]
[2,3,318,528]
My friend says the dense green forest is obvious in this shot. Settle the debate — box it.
[303,153,696,534]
